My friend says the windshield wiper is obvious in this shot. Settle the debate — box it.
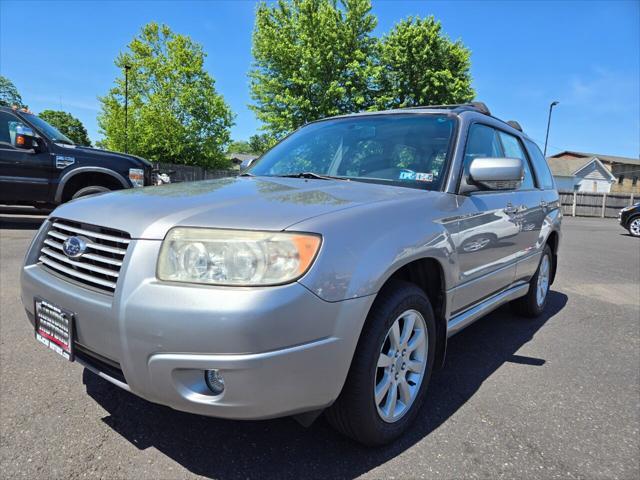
[239,172,254,176]
[276,172,347,181]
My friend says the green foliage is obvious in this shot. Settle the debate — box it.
[39,110,91,146]
[228,134,276,155]
[248,133,276,154]
[227,139,254,154]
[0,75,26,108]
[375,16,474,109]
[98,22,234,168]
[250,0,379,138]
[250,3,475,136]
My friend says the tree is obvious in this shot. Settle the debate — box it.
[97,22,234,168]
[248,133,275,154]
[227,139,253,154]
[250,0,379,138]
[375,16,474,109]
[39,110,91,146]
[0,75,26,108]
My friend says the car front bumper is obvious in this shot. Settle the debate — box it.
[21,229,374,420]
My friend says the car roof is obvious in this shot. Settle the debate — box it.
[313,103,532,142]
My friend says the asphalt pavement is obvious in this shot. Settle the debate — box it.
[1,214,638,479]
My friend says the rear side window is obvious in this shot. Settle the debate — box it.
[497,131,536,190]
[524,139,555,189]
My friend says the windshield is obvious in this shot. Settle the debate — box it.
[249,114,456,190]
[23,112,74,145]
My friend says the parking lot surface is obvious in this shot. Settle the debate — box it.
[1,214,638,479]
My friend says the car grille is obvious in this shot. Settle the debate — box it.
[38,218,130,294]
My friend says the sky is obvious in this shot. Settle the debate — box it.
[1,0,638,158]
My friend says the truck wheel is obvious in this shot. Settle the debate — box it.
[627,216,640,237]
[511,244,553,318]
[326,281,436,446]
[71,186,111,200]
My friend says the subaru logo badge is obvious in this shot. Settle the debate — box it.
[62,236,87,258]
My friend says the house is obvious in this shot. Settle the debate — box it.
[226,153,258,170]
[547,151,640,193]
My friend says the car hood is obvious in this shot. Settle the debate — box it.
[51,176,424,239]
[57,144,153,168]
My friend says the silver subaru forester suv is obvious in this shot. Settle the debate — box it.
[21,103,561,445]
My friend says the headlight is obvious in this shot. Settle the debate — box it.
[128,168,145,187]
[157,228,322,286]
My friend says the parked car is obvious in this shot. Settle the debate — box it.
[0,106,153,208]
[619,202,640,237]
[21,103,562,446]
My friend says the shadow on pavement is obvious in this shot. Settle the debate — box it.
[83,291,568,480]
[0,215,46,230]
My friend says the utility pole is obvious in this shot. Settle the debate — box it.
[544,101,559,157]
[124,64,131,153]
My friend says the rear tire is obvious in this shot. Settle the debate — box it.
[326,281,436,446]
[511,245,553,318]
[71,185,111,200]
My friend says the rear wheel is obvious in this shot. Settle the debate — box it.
[326,281,436,446]
[511,245,552,318]
[627,217,640,237]
[71,185,111,199]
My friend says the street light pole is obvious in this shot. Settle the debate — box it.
[544,100,559,157]
[124,64,131,153]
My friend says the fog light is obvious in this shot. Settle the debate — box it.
[204,369,225,395]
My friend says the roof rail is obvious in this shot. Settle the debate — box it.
[402,102,491,116]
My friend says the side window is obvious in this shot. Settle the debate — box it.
[463,124,503,170]
[0,111,27,147]
[497,131,536,190]
[524,139,555,189]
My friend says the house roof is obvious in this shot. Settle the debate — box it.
[547,156,615,181]
[227,153,258,161]
[547,157,593,177]
[549,150,640,166]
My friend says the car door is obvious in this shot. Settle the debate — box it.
[496,130,545,283]
[450,123,520,314]
[0,111,52,203]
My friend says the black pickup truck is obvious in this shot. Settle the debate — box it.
[0,106,153,208]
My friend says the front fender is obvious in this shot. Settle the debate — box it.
[294,194,459,302]
[55,167,131,203]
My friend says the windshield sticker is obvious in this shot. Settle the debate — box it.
[415,172,434,182]
[399,170,416,180]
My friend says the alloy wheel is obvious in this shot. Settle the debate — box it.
[536,254,551,307]
[374,309,428,423]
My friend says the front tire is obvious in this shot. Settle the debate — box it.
[71,185,111,200]
[511,245,553,318]
[326,281,436,446]
[627,216,640,237]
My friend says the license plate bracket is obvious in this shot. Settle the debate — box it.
[34,297,75,361]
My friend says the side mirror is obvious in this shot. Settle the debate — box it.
[468,157,523,190]
[14,125,38,150]
[240,158,256,171]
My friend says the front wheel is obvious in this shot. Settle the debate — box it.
[511,245,553,318]
[627,217,640,237]
[71,185,111,200]
[326,281,436,446]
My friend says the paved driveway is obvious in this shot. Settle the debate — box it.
[1,214,638,479]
